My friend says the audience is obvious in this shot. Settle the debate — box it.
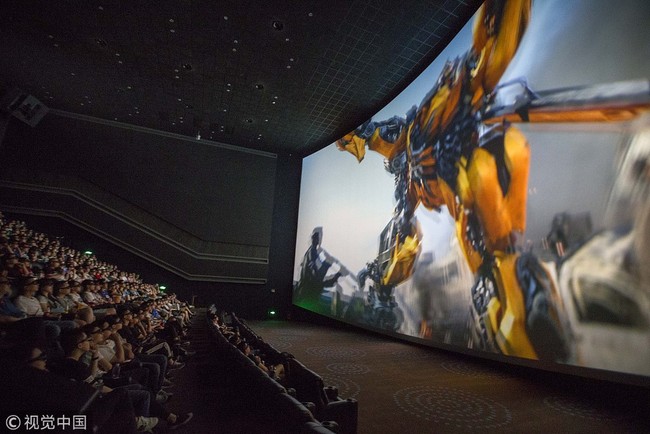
[0,212,196,432]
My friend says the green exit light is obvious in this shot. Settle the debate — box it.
[84,251,93,255]
[268,309,277,316]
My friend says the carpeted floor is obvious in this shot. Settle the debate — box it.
[171,312,649,434]
[246,319,650,434]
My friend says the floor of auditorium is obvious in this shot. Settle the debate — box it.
[172,310,649,434]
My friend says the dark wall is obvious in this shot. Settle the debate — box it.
[0,114,279,282]
[0,113,303,318]
[2,115,277,244]
[267,151,302,318]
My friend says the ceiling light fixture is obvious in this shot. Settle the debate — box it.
[272,20,284,31]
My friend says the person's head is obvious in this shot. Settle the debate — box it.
[17,276,39,296]
[69,281,81,293]
[53,280,71,297]
[104,314,122,331]
[26,347,48,371]
[83,322,104,344]
[81,280,93,292]
[119,309,133,324]
[99,320,112,339]
[237,340,251,355]
[60,329,92,356]
[0,276,12,297]
[38,278,55,295]
[3,254,18,268]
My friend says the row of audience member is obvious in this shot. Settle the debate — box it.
[1,213,196,432]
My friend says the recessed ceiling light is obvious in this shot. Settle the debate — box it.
[255,83,264,90]
[272,101,276,104]
[169,19,174,23]
[232,48,237,52]
[226,89,231,92]
[265,119,269,122]
[98,6,104,10]
[182,63,192,70]
[54,43,59,47]
[118,60,123,64]
[127,85,132,89]
[175,75,180,79]
[223,109,227,112]
[170,29,176,33]
[223,16,228,20]
[273,96,278,99]
[285,38,290,42]
[233,39,238,44]
[115,53,120,57]
[308,12,313,17]
[177,98,182,101]
[48,35,54,39]
[272,20,284,31]
[286,65,291,69]
[70,72,75,76]
[289,58,294,62]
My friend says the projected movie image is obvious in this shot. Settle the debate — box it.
[293,0,650,377]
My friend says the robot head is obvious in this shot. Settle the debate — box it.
[311,227,323,248]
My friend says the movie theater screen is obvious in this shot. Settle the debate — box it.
[293,0,650,381]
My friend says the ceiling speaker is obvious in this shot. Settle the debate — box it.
[0,88,49,127]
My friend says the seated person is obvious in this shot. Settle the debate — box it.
[50,329,192,430]
[13,276,77,331]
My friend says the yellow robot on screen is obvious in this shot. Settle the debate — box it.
[337,0,650,362]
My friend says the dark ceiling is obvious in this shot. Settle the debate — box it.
[0,0,481,156]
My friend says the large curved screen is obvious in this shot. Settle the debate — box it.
[293,0,650,381]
